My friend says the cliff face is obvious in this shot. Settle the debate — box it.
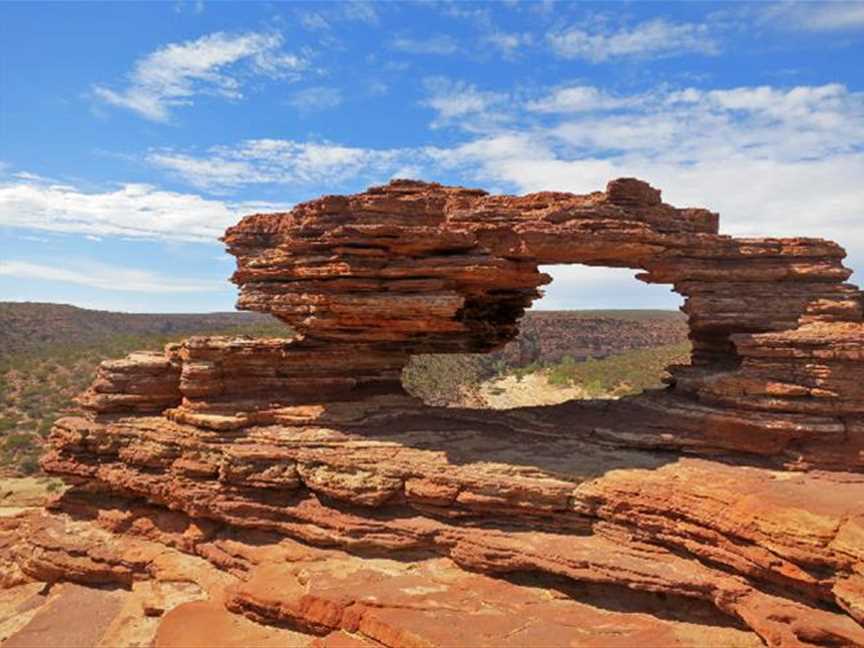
[8,178,864,646]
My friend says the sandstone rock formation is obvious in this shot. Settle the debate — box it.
[3,178,863,646]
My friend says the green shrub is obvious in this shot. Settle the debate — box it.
[402,354,494,406]
[4,433,35,451]
[547,367,573,387]
[512,362,541,381]
[19,455,40,475]
[537,342,690,397]
[37,418,55,437]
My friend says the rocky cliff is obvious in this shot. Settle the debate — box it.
[3,178,863,647]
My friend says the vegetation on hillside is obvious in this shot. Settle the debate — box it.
[404,340,691,406]
[0,312,290,477]
[0,302,279,359]
[402,353,498,406]
[517,341,691,398]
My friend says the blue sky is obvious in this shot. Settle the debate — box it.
[1,1,863,312]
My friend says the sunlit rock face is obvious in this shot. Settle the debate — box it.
[24,178,864,646]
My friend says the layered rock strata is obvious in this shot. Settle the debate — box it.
[22,178,864,646]
[70,177,864,465]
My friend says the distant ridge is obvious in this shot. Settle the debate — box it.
[0,302,279,358]
[0,302,685,359]
[526,309,684,321]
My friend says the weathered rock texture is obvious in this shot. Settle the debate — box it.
[10,178,864,646]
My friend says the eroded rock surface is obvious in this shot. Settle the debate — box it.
[4,178,863,646]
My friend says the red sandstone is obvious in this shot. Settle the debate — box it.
[2,178,862,647]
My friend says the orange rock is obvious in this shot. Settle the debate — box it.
[27,177,864,645]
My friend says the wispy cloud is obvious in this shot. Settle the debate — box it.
[526,85,634,113]
[0,176,290,242]
[484,31,533,57]
[548,18,720,62]
[297,1,379,31]
[287,86,343,112]
[299,12,331,31]
[390,35,460,55]
[437,3,533,58]
[0,260,222,293]
[92,31,305,122]
[342,1,379,25]
[173,0,204,15]
[148,139,420,191]
[762,1,864,31]
[422,77,507,126]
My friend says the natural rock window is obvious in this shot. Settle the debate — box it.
[403,264,690,408]
[29,178,864,646]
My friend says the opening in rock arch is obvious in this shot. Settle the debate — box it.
[403,265,689,408]
[534,265,683,312]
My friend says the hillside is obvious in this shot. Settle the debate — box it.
[0,303,290,477]
[0,302,281,359]
[490,310,687,367]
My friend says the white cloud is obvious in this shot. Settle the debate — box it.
[298,1,378,31]
[93,31,305,122]
[342,1,379,25]
[368,80,390,96]
[762,1,864,31]
[526,85,633,113]
[548,83,863,162]
[484,31,533,56]
[173,0,204,14]
[548,19,720,62]
[390,35,460,55]
[422,77,507,124]
[13,171,56,182]
[0,260,222,293]
[299,12,331,31]
[425,132,553,171]
[287,86,343,112]
[0,177,290,242]
[148,139,418,191]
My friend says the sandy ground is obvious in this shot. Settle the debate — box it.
[0,476,65,510]
[476,371,594,409]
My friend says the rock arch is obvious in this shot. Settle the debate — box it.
[207,178,862,464]
[35,177,864,645]
[65,178,864,467]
